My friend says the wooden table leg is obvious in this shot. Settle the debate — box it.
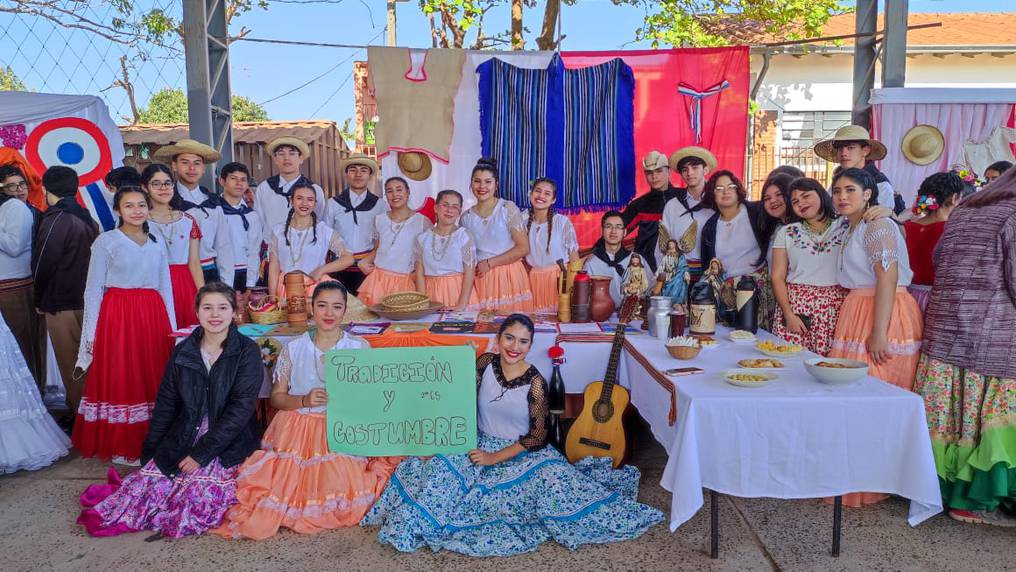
[831,495,842,557]
[710,489,719,559]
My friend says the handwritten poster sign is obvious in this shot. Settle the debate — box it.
[324,346,477,456]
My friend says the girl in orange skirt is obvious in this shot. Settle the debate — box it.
[215,281,401,540]
[74,187,176,465]
[357,177,431,306]
[414,190,480,310]
[267,182,355,301]
[523,178,578,314]
[459,158,533,312]
[142,164,203,328]
[828,167,923,508]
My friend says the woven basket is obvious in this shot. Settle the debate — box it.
[380,291,431,312]
[666,344,701,360]
[249,297,287,325]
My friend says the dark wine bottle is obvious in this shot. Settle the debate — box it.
[548,364,565,415]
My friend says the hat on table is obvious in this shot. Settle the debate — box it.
[397,151,433,181]
[814,125,887,162]
[266,136,310,157]
[153,138,222,163]
[901,125,945,166]
[669,146,717,172]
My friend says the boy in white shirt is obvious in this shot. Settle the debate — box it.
[253,137,326,246]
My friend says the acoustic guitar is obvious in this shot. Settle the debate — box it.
[565,295,639,468]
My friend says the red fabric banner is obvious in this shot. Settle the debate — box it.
[561,47,750,247]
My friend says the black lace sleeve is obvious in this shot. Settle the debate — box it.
[518,368,549,451]
[476,352,497,389]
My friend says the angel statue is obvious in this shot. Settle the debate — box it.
[653,239,691,309]
[697,257,735,324]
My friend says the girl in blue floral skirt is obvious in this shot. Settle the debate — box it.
[362,314,663,556]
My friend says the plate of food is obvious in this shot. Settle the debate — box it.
[722,369,777,388]
[692,335,719,349]
[737,357,784,369]
[729,329,756,343]
[755,340,804,358]
[804,357,868,385]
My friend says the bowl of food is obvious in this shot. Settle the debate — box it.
[729,329,756,343]
[755,340,804,358]
[737,358,784,369]
[666,336,701,360]
[722,369,777,388]
[804,357,868,385]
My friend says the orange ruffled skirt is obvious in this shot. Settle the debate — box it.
[213,410,401,540]
[473,260,534,312]
[528,265,562,314]
[425,273,479,309]
[358,267,416,307]
[827,287,923,507]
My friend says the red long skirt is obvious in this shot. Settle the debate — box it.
[169,264,199,328]
[72,288,174,464]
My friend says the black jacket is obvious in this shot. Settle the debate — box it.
[32,200,99,312]
[699,201,769,273]
[141,325,263,477]
[620,184,678,273]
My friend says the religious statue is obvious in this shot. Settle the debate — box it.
[697,257,735,323]
[622,253,650,298]
[653,239,691,309]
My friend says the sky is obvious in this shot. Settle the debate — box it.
[1,0,1012,129]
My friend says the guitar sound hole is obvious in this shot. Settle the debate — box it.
[593,399,614,423]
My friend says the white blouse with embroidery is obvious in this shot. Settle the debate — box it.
[271,221,349,276]
[415,226,477,276]
[837,218,913,290]
[372,212,432,274]
[460,199,526,261]
[76,229,177,369]
[771,219,848,287]
[521,209,579,269]
[273,332,369,414]
[147,213,200,265]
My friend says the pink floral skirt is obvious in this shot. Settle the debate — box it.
[77,459,239,538]
[770,283,848,357]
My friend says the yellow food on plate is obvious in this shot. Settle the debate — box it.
[727,373,769,383]
[693,336,719,347]
[815,361,862,369]
[738,358,784,369]
[755,340,803,354]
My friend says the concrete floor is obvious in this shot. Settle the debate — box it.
[2,425,1013,572]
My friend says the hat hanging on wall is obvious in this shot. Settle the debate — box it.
[397,151,433,181]
[901,125,945,166]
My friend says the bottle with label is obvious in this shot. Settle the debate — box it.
[735,275,759,333]
[689,281,717,335]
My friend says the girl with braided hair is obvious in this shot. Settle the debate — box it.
[523,177,579,313]
[267,182,354,301]
[904,171,964,312]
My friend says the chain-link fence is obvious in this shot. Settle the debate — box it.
[0,0,185,125]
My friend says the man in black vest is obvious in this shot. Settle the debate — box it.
[619,151,678,273]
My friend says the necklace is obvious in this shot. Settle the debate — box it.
[431,227,455,262]
[287,223,311,265]
[388,213,411,248]
[149,212,182,246]
[803,218,831,240]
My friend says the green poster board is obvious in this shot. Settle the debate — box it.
[324,345,478,456]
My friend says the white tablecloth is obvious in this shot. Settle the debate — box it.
[639,327,943,531]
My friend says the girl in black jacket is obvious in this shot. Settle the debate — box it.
[78,282,263,538]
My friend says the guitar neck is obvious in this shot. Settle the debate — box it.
[600,325,626,399]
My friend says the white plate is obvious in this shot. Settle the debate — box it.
[756,346,804,358]
[729,331,757,343]
[722,369,777,388]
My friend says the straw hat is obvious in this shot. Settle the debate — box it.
[669,146,717,172]
[642,150,669,171]
[154,138,221,163]
[397,151,433,181]
[266,136,310,157]
[341,153,378,173]
[814,125,887,162]
[901,125,945,166]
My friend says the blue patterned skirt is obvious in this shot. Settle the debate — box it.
[361,433,664,556]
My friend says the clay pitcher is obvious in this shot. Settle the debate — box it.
[588,275,616,322]
[284,272,308,326]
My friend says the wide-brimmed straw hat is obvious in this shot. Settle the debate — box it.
[153,138,221,163]
[901,125,945,166]
[642,150,669,171]
[397,151,433,181]
[814,125,887,162]
[341,153,378,173]
[669,146,717,172]
[266,136,310,157]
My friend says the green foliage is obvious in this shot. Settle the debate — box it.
[420,0,486,32]
[0,66,27,91]
[136,88,270,124]
[618,0,848,48]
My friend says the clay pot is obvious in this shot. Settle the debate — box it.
[570,271,592,323]
[589,275,616,322]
